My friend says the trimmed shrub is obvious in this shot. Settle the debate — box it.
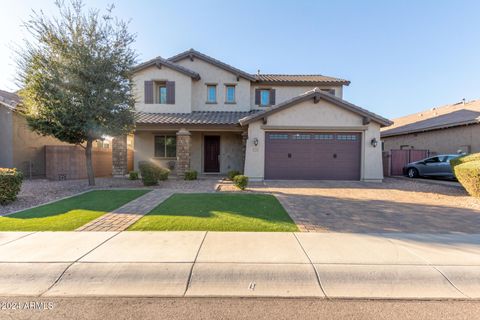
[451,154,480,197]
[451,153,480,167]
[138,162,158,186]
[227,170,242,181]
[233,175,249,191]
[157,168,170,181]
[0,168,24,205]
[128,171,139,180]
[184,170,198,181]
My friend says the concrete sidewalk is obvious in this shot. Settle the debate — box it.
[0,231,479,299]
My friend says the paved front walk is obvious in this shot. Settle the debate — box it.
[76,190,173,231]
[0,232,479,299]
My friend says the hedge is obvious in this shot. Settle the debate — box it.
[451,153,480,197]
[0,168,24,205]
[138,161,170,186]
[227,170,242,181]
[184,170,198,181]
[233,175,249,191]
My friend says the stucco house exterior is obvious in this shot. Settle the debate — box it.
[117,49,392,181]
[0,89,73,177]
[381,99,480,155]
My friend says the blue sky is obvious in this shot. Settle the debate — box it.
[1,0,479,119]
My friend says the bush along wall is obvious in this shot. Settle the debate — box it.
[0,168,24,205]
[451,153,480,197]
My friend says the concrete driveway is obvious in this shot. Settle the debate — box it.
[250,178,480,233]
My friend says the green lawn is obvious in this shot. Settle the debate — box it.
[0,190,150,231]
[128,193,298,232]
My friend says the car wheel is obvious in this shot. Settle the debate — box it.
[407,168,419,178]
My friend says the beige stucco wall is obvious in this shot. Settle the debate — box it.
[249,85,343,109]
[382,124,480,154]
[175,58,251,111]
[133,65,193,113]
[9,111,70,177]
[243,99,383,181]
[134,130,243,174]
[0,105,14,168]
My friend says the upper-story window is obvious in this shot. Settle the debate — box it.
[207,85,217,103]
[255,88,275,106]
[225,85,236,103]
[144,80,175,104]
[260,90,270,105]
[158,84,167,104]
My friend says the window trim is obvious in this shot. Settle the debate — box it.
[225,84,236,104]
[154,135,177,159]
[206,84,217,104]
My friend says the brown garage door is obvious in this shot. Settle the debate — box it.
[265,132,361,180]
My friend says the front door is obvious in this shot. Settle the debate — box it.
[204,136,220,173]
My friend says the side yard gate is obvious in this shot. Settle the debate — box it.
[383,149,430,176]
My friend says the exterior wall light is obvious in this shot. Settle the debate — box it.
[253,138,259,146]
[370,138,378,148]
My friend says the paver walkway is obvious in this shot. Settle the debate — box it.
[76,190,173,231]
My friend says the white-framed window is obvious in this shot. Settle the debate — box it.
[313,134,334,140]
[207,85,217,103]
[269,134,289,140]
[154,135,176,158]
[225,85,236,103]
[292,134,311,140]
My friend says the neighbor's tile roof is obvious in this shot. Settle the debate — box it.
[254,74,350,85]
[381,99,480,137]
[0,89,21,110]
[136,110,259,125]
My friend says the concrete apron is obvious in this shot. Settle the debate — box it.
[0,232,479,299]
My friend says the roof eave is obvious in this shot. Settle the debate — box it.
[132,58,201,80]
[240,91,392,127]
[381,119,480,138]
[168,50,256,81]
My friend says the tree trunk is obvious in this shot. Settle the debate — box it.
[85,139,95,186]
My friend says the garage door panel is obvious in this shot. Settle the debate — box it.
[265,132,361,180]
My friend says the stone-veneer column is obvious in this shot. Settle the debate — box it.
[176,128,191,177]
[112,135,128,177]
[241,131,248,172]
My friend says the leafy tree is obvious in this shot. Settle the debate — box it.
[17,0,136,185]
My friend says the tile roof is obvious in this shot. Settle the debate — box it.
[239,88,392,127]
[136,110,259,125]
[132,56,201,79]
[381,99,480,137]
[0,89,21,110]
[254,74,350,85]
[168,49,256,81]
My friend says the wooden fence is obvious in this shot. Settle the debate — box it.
[45,145,113,180]
[383,149,430,176]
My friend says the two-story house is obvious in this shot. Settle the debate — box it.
[116,49,391,181]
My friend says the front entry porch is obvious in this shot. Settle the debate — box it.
[133,127,246,176]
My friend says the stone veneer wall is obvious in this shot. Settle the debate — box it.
[112,135,128,177]
[176,129,191,176]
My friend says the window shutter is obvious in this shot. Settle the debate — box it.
[255,89,261,105]
[144,81,154,104]
[270,89,276,105]
[166,81,175,104]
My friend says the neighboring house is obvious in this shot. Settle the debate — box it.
[0,89,71,177]
[0,89,124,179]
[381,99,480,155]
[123,49,391,181]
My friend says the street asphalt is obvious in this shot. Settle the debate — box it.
[1,297,479,320]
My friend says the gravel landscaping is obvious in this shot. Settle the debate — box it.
[0,177,221,216]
